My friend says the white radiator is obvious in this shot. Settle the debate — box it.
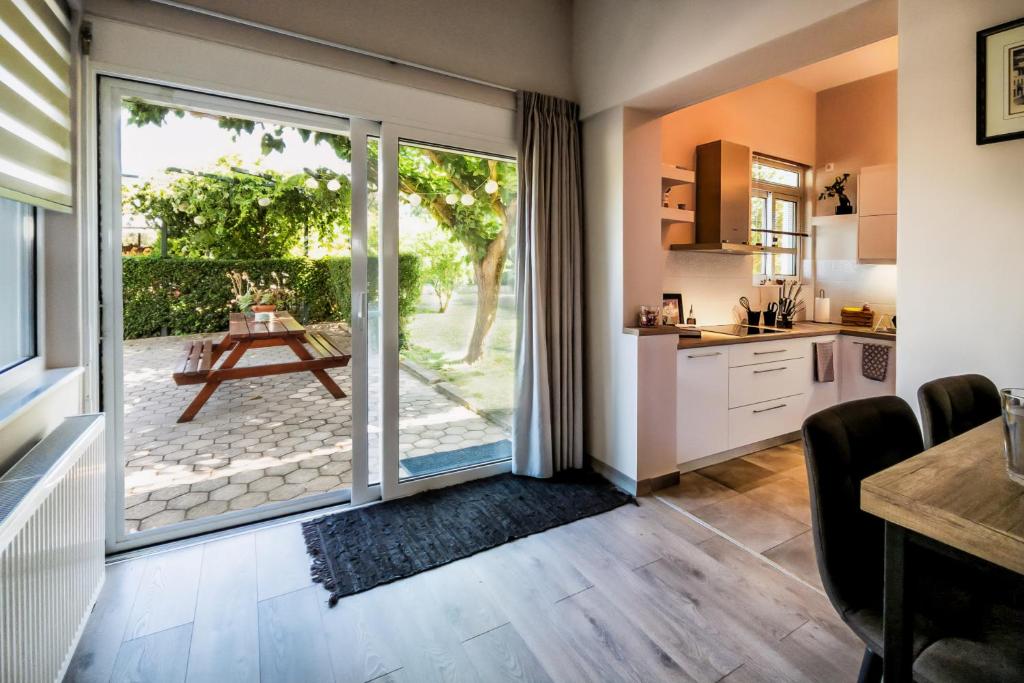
[0,415,106,683]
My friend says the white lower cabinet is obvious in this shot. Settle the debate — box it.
[677,334,892,465]
[839,336,897,402]
[728,395,808,450]
[676,347,729,465]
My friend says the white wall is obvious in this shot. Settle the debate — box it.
[897,0,1024,403]
[573,0,896,116]
[102,0,575,100]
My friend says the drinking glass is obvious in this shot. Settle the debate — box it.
[1000,388,1024,485]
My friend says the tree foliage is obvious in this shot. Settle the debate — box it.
[414,229,468,313]
[124,159,351,259]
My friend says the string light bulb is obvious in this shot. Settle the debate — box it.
[445,194,458,205]
[460,193,475,206]
[484,180,499,194]
[408,193,422,206]
[257,197,271,207]
[327,178,341,192]
[304,177,319,190]
[193,215,206,226]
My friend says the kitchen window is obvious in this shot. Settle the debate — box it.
[0,197,37,374]
[751,155,804,279]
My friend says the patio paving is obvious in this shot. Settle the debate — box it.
[122,322,508,533]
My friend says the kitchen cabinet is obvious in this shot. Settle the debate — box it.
[676,347,729,464]
[677,334,883,466]
[839,336,896,402]
[858,163,897,263]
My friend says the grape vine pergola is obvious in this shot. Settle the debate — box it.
[123,99,517,364]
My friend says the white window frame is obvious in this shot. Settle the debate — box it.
[751,156,804,280]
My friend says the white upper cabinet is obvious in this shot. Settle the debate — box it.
[858,163,897,263]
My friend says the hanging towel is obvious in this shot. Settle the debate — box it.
[814,341,835,383]
[861,343,890,382]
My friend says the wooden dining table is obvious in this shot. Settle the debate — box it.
[861,418,1024,682]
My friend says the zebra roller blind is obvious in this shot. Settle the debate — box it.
[0,0,71,212]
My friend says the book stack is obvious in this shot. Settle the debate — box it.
[841,306,874,327]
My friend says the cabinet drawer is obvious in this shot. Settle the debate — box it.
[677,347,729,464]
[728,358,811,408]
[728,396,807,450]
[729,339,810,367]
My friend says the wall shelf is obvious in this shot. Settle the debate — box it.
[661,163,695,190]
[812,213,858,227]
[661,207,695,224]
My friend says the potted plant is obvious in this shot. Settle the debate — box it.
[226,271,295,314]
[818,173,854,215]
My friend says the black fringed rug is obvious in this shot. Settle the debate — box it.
[302,470,634,606]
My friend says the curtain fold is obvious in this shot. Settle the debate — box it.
[512,91,584,478]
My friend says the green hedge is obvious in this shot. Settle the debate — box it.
[122,255,422,339]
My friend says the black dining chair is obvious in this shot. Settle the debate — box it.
[801,396,980,683]
[917,374,1001,448]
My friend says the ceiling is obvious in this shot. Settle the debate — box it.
[780,36,898,92]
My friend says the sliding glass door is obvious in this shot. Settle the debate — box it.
[378,127,517,498]
[99,78,378,551]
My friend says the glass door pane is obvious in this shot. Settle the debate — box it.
[393,140,517,481]
[101,78,374,549]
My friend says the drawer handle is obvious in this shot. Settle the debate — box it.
[753,367,786,374]
[753,349,787,355]
[753,403,787,414]
[687,351,722,358]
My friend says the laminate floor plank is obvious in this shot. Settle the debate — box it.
[257,586,334,683]
[319,585,403,683]
[186,534,260,683]
[462,623,554,683]
[66,559,147,683]
[419,558,509,641]
[255,522,313,601]
[110,623,192,683]
[123,545,203,641]
[763,530,824,592]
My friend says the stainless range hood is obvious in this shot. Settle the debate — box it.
[671,140,798,255]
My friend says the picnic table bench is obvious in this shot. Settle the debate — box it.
[172,311,350,423]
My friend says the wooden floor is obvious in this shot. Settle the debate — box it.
[66,449,862,683]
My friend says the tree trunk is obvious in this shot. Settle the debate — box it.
[464,234,506,364]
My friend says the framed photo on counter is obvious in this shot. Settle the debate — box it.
[662,293,683,325]
[977,16,1024,144]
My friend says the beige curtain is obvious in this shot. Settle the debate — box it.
[512,91,584,477]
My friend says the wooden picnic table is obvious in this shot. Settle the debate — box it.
[172,311,351,423]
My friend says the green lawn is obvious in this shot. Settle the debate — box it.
[402,284,515,422]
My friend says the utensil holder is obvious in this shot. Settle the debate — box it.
[746,311,761,326]
[763,311,777,327]
[778,315,793,329]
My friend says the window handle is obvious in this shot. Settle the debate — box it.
[753,404,787,414]
[687,351,722,358]
[753,367,786,374]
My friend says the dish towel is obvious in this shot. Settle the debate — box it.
[813,341,835,383]
[861,343,890,382]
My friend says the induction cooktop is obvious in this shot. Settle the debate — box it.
[700,324,784,337]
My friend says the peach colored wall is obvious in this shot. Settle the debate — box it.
[813,70,898,320]
[815,69,897,212]
[658,78,817,325]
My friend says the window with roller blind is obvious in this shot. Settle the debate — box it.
[0,0,72,211]
[0,0,70,376]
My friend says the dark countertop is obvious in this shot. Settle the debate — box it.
[674,322,896,350]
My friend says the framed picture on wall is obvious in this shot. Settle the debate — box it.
[662,293,683,325]
[977,16,1024,145]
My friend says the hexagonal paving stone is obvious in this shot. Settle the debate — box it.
[229,470,264,485]
[268,483,306,501]
[284,468,318,485]
[304,475,341,492]
[249,476,285,492]
[148,484,190,502]
[229,491,269,510]
[140,509,185,530]
[125,499,167,520]
[265,462,299,476]
[186,499,229,520]
[209,483,248,501]
[167,492,209,511]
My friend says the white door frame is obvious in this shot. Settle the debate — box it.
[98,76,380,552]
[377,123,515,501]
